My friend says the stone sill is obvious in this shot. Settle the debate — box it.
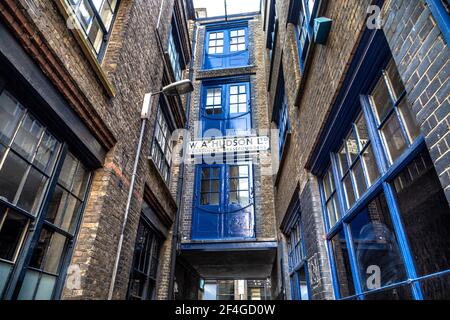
[55,0,116,98]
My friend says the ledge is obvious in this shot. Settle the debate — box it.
[55,0,116,98]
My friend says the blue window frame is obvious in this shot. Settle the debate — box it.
[200,81,251,138]
[319,58,450,300]
[293,0,319,71]
[192,162,255,240]
[426,0,450,45]
[267,0,278,61]
[168,18,183,81]
[287,219,310,300]
[150,103,173,185]
[67,0,121,61]
[204,24,249,70]
[274,70,290,158]
[0,89,92,300]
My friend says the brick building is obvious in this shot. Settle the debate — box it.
[0,0,449,301]
[0,0,194,300]
[264,0,450,300]
[173,9,278,300]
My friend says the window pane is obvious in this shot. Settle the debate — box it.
[0,209,28,262]
[327,200,337,227]
[342,174,356,209]
[33,131,60,174]
[46,186,82,234]
[397,99,420,143]
[16,166,48,214]
[210,193,219,205]
[0,262,12,298]
[392,150,450,276]
[337,146,349,177]
[0,91,25,145]
[34,274,56,300]
[361,144,379,186]
[331,229,355,297]
[87,18,103,53]
[349,192,407,292]
[58,153,78,190]
[380,114,407,164]
[0,151,29,203]
[12,113,44,161]
[345,132,358,164]
[351,160,367,198]
[371,77,392,123]
[355,114,369,150]
[29,229,66,274]
[17,269,39,300]
[385,60,405,101]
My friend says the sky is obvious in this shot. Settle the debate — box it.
[193,0,261,17]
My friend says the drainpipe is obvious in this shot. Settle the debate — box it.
[167,20,198,300]
[108,93,155,300]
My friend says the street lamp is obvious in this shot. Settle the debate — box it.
[108,79,194,300]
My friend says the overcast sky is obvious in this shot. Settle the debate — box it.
[193,0,261,17]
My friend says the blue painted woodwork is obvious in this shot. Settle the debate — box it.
[203,22,250,70]
[314,25,450,300]
[200,81,251,138]
[192,162,255,240]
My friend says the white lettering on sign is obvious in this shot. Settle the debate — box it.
[187,136,270,155]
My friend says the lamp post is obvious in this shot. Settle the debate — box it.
[108,79,194,300]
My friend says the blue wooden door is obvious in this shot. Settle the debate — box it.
[192,163,255,240]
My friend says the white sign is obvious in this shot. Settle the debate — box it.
[187,136,270,155]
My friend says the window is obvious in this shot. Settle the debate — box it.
[204,26,249,69]
[168,20,183,81]
[151,105,173,184]
[267,0,278,61]
[193,162,254,240]
[426,0,450,45]
[319,59,450,300]
[335,113,380,212]
[274,70,290,158]
[0,89,91,300]
[67,0,120,60]
[127,216,162,300]
[370,61,421,164]
[294,0,318,71]
[287,219,310,301]
[201,82,251,138]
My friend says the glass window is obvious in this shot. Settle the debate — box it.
[336,113,380,212]
[67,0,119,58]
[229,85,247,114]
[204,27,249,69]
[229,165,250,205]
[370,60,420,164]
[206,88,222,115]
[0,91,61,216]
[330,229,355,298]
[230,29,246,52]
[127,215,162,300]
[151,105,173,184]
[208,32,224,54]
[349,192,407,292]
[200,167,220,206]
[168,23,182,81]
[392,150,450,277]
[0,89,91,300]
[201,82,251,138]
[322,168,341,228]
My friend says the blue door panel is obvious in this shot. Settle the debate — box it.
[192,163,255,240]
[204,27,249,70]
